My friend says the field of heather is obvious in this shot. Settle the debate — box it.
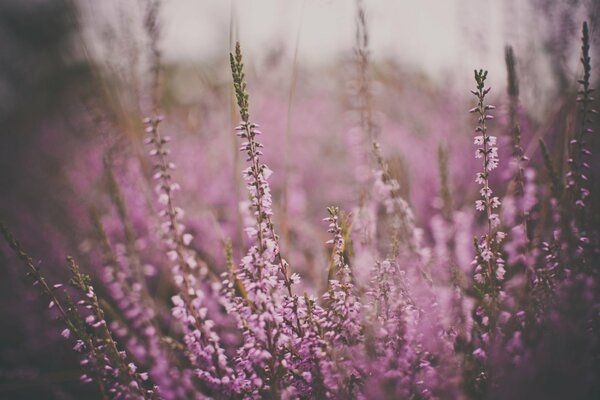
[0,1,599,399]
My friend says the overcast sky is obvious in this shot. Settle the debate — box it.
[160,1,512,74]
[79,0,586,94]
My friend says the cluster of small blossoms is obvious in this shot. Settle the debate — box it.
[144,115,231,392]
[94,160,200,400]
[225,121,318,397]
[91,212,152,357]
[98,237,191,399]
[322,207,362,347]
[363,179,444,398]
[67,257,160,399]
[471,72,499,225]
[353,20,444,394]
[225,42,304,398]
[223,238,290,398]
[371,144,431,277]
[470,71,505,270]
[469,70,507,368]
[230,43,292,289]
[469,70,506,392]
[352,3,429,271]
[371,157,440,361]
[348,11,443,393]
[362,258,439,399]
[289,293,342,398]
[318,208,363,396]
[366,258,423,346]
[0,223,159,399]
[227,43,381,398]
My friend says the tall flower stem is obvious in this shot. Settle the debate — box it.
[230,42,294,298]
[470,70,506,376]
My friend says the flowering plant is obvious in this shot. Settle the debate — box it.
[1,3,599,400]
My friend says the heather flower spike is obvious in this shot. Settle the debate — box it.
[567,22,595,212]
[468,69,506,395]
[144,97,230,392]
[229,41,294,295]
[227,41,307,397]
[322,206,361,348]
[353,1,430,278]
[504,46,529,220]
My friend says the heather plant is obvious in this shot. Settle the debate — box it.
[0,224,159,400]
[1,3,600,400]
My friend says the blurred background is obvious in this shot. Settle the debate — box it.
[0,0,599,398]
[79,1,590,89]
